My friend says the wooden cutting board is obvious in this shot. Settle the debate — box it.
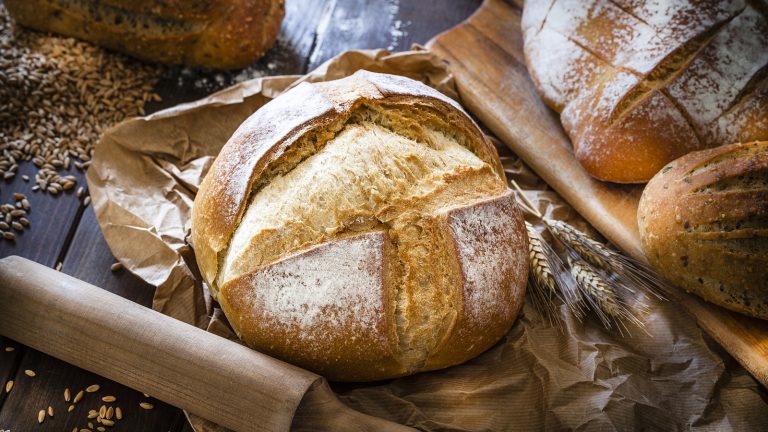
[428,0,768,388]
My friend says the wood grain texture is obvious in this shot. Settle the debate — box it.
[427,0,768,388]
[307,0,481,70]
[0,206,184,430]
[0,256,322,432]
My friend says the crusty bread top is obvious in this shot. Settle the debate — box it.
[192,70,505,296]
[4,0,284,68]
[522,0,768,183]
[638,141,768,318]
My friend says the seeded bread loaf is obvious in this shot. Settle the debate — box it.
[4,0,284,69]
[191,71,529,381]
[522,0,768,183]
[638,141,768,319]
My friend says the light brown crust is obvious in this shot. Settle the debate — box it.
[522,0,768,183]
[192,71,526,381]
[4,0,284,69]
[193,70,504,295]
[638,141,768,319]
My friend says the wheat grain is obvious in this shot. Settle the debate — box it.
[37,409,45,424]
[86,384,100,393]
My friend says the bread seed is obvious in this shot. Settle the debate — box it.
[68,404,75,412]
[88,421,94,428]
[115,406,122,420]
[73,389,84,403]
[101,419,114,426]
[3,346,13,352]
[11,222,23,231]
[4,232,14,240]
[55,262,63,271]
[86,384,100,392]
[24,369,35,377]
[64,387,71,402]
[48,405,53,417]
[110,262,122,271]
[88,410,98,419]
[38,409,45,424]
[99,405,106,417]
[102,395,116,402]
[5,380,12,393]
[98,427,106,432]
[106,406,113,419]
[139,402,154,410]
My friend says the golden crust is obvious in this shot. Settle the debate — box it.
[4,0,284,69]
[192,71,526,381]
[522,0,768,183]
[638,141,768,319]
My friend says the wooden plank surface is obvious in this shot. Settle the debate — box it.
[0,0,481,429]
[427,0,768,388]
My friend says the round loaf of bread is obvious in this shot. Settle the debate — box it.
[522,0,768,183]
[192,71,529,381]
[638,141,768,319]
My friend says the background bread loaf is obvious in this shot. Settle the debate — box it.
[4,0,284,69]
[192,71,529,381]
[522,0,768,183]
[638,141,768,319]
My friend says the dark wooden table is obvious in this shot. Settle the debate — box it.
[0,0,481,429]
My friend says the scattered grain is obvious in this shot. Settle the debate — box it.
[110,262,122,271]
[83,196,91,207]
[99,404,106,418]
[102,395,116,402]
[0,6,161,205]
[3,346,13,352]
[4,380,12,393]
[68,404,75,412]
[55,262,63,271]
[139,402,154,410]
[106,406,113,419]
[85,384,100,393]
[98,427,106,432]
[37,409,45,424]
[73,389,84,403]
[64,387,71,402]
[115,406,122,420]
[101,419,114,426]
[48,405,53,417]
[24,369,35,377]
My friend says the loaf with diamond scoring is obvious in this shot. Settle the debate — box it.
[522,0,768,183]
[191,71,529,381]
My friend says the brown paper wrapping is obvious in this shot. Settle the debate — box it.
[87,48,768,431]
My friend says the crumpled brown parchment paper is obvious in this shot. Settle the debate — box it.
[87,48,768,431]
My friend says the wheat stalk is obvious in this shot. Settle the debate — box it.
[567,256,645,336]
[511,180,662,334]
[526,221,584,323]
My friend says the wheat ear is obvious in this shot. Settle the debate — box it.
[546,218,665,300]
[567,256,645,336]
[526,222,584,321]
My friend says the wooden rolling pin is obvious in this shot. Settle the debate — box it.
[0,256,413,432]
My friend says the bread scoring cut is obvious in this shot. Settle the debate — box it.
[192,71,528,381]
[522,0,768,183]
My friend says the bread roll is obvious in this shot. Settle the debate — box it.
[522,0,768,183]
[192,71,529,381]
[4,0,284,69]
[638,141,768,319]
